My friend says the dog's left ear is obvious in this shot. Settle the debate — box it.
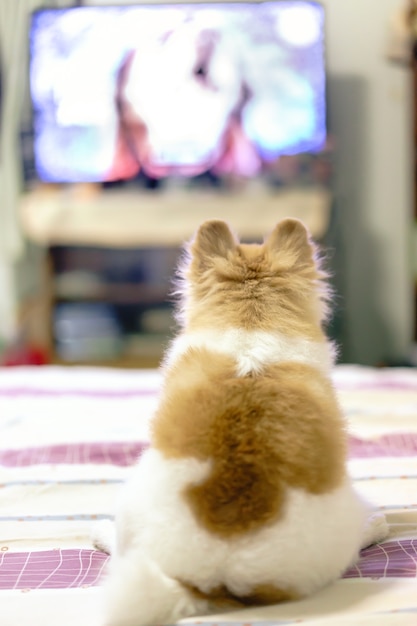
[192,220,237,267]
[265,218,314,267]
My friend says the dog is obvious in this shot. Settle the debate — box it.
[97,218,388,626]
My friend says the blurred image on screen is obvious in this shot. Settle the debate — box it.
[30,1,326,184]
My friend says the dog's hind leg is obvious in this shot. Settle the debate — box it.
[361,513,389,549]
[102,548,211,626]
[92,519,116,555]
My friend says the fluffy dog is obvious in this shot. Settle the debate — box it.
[99,218,388,626]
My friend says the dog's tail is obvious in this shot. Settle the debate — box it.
[102,548,211,626]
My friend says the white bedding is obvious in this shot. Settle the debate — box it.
[0,364,416,626]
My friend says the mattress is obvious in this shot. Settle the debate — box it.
[0,364,416,626]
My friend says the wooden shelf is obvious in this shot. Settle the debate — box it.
[20,184,332,247]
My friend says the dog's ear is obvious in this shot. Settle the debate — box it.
[192,220,237,266]
[265,218,314,267]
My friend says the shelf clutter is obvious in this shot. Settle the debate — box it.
[47,244,179,367]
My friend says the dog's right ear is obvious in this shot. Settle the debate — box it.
[191,220,237,268]
[265,218,314,268]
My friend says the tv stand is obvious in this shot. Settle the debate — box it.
[20,184,332,367]
[21,184,331,247]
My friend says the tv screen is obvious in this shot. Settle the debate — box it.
[29,1,326,185]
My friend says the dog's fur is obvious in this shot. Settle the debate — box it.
[99,219,388,626]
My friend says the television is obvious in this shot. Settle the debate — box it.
[29,1,327,187]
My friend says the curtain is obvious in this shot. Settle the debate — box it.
[0,0,72,344]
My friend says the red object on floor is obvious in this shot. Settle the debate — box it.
[2,344,48,366]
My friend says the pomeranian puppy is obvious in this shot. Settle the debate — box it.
[99,218,388,626]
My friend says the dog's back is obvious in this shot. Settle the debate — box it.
[153,348,347,538]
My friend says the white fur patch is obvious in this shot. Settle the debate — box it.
[164,328,336,376]
[111,449,369,604]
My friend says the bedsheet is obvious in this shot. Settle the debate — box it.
[0,364,416,626]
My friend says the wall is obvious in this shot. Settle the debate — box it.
[322,0,413,364]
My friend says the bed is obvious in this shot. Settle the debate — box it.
[0,364,416,626]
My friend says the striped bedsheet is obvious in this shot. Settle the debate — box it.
[0,364,416,626]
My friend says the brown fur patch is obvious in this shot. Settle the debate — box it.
[175,219,331,338]
[242,583,299,605]
[182,580,299,610]
[152,351,347,538]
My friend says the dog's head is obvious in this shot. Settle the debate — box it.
[175,218,331,338]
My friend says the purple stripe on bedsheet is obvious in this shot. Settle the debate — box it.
[0,540,415,591]
[0,442,148,467]
[2,433,416,469]
[0,549,108,590]
[349,433,417,458]
[344,540,417,579]
[0,386,157,398]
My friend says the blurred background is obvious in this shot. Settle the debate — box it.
[0,0,414,368]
